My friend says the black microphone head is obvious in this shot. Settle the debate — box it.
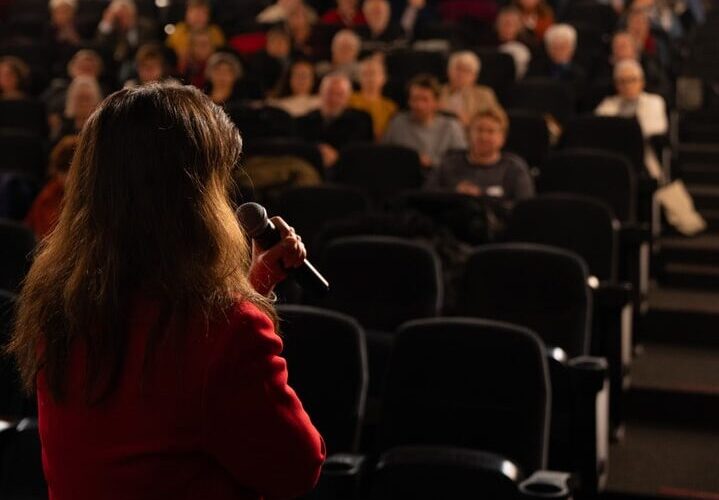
[237,202,269,238]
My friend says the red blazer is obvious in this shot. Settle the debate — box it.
[37,297,325,500]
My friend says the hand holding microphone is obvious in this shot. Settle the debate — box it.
[238,203,330,298]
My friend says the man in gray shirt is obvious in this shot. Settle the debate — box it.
[426,105,535,202]
[382,74,467,168]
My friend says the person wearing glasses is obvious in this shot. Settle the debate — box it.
[595,58,667,179]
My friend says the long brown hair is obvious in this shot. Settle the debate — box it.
[8,83,275,403]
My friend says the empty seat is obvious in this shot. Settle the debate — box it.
[0,418,46,500]
[276,185,370,254]
[277,305,367,454]
[560,116,645,176]
[506,194,618,282]
[372,446,522,500]
[319,236,442,332]
[225,104,295,140]
[0,100,48,137]
[0,220,36,292]
[473,48,516,101]
[506,78,575,126]
[379,318,550,474]
[505,110,550,170]
[0,131,48,180]
[384,50,447,83]
[335,144,423,204]
[0,291,29,419]
[459,243,591,358]
[242,137,324,175]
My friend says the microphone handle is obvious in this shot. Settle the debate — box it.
[255,220,330,297]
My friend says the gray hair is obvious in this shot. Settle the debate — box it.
[205,52,243,80]
[544,23,577,50]
[65,76,103,118]
[448,51,481,76]
[332,29,361,53]
[319,72,352,94]
[614,58,644,80]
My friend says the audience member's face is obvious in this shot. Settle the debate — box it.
[612,34,637,62]
[267,32,291,59]
[359,59,386,94]
[364,0,390,32]
[51,3,75,27]
[190,34,214,62]
[408,85,438,123]
[615,66,644,100]
[469,116,505,158]
[332,37,359,65]
[210,61,237,88]
[627,10,650,42]
[70,54,101,78]
[0,63,20,93]
[320,77,350,117]
[337,0,358,14]
[186,5,210,30]
[73,87,99,122]
[138,59,164,83]
[287,7,311,39]
[115,4,136,31]
[448,60,477,90]
[547,38,574,65]
[496,11,522,42]
[289,62,314,96]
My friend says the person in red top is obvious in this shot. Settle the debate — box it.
[321,0,367,27]
[24,135,78,239]
[7,82,325,500]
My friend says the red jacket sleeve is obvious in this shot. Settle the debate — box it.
[202,302,326,499]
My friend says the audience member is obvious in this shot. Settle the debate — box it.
[348,56,398,139]
[321,0,367,27]
[286,4,323,60]
[630,0,683,39]
[383,74,467,168]
[49,0,81,46]
[626,6,669,68]
[124,43,172,88]
[166,0,225,68]
[513,0,554,40]
[439,51,499,126]
[316,29,362,81]
[56,76,102,142]
[205,52,245,105]
[42,49,104,138]
[527,23,586,95]
[493,5,537,48]
[595,59,667,179]
[257,0,312,23]
[426,106,535,201]
[24,136,78,239]
[96,0,158,82]
[248,26,293,97]
[180,29,219,89]
[0,56,30,100]
[357,0,406,52]
[268,59,321,116]
[297,72,373,167]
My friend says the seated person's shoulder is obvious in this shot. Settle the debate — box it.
[502,151,531,170]
[218,298,280,354]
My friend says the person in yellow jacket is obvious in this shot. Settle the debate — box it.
[166,0,225,67]
[348,56,397,140]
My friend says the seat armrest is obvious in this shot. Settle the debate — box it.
[315,453,366,500]
[519,470,577,499]
[568,356,608,395]
[595,282,633,308]
[619,223,652,245]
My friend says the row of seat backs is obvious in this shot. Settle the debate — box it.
[278,305,551,477]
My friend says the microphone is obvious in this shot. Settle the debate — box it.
[237,202,330,297]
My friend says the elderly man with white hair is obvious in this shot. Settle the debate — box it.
[527,23,586,94]
[315,29,362,82]
[439,51,499,126]
[595,58,667,178]
[297,72,374,167]
[357,0,406,52]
